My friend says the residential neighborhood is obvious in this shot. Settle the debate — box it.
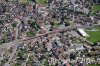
[0,0,100,66]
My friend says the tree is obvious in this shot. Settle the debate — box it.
[51,21,59,27]
[70,52,76,60]
[12,23,17,27]
[17,49,25,60]
[28,19,39,30]
[0,60,6,66]
[12,63,20,66]
[0,38,6,44]
[65,22,70,26]
[0,20,4,24]
[27,31,36,37]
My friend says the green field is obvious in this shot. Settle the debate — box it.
[87,64,100,66]
[86,26,100,43]
[18,0,28,3]
[87,31,100,43]
[92,5,100,12]
[94,25,100,30]
[37,0,45,4]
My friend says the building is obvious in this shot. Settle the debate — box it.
[0,51,3,60]
[75,44,85,51]
[77,29,89,37]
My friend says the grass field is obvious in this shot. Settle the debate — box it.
[94,25,100,30]
[87,31,100,43]
[86,26,100,43]
[18,0,28,3]
[92,5,100,12]
[37,0,45,4]
[87,64,100,66]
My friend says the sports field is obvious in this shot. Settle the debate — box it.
[87,64,100,66]
[86,26,100,43]
[87,31,100,43]
[92,5,100,12]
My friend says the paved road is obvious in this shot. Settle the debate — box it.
[15,19,21,40]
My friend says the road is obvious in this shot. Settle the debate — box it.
[15,19,21,40]
[4,44,19,66]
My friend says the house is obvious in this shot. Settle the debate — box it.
[26,64,31,66]
[75,44,85,51]
[36,20,44,27]
[47,42,52,51]
[21,33,27,40]
[61,59,70,66]
[36,4,49,17]
[44,24,51,31]
[33,63,39,66]
[0,51,3,60]
[55,38,62,46]
[68,44,85,52]
[48,57,58,65]
[27,4,33,12]
[83,8,89,14]
[17,44,24,49]
[39,28,46,34]
[68,46,75,52]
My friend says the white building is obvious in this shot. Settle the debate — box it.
[77,29,89,37]
[75,44,85,51]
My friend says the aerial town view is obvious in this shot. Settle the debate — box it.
[0,0,100,66]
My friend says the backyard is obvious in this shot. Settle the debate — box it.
[18,0,28,3]
[37,0,45,4]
